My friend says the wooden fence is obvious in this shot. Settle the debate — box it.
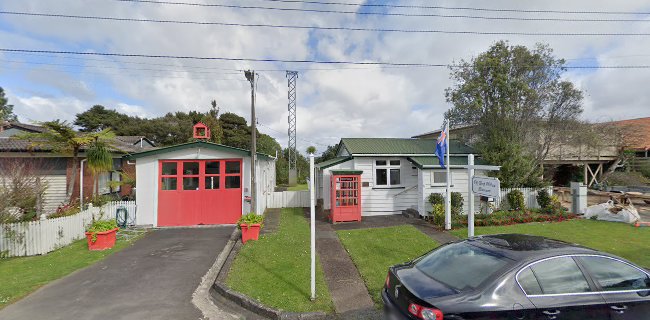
[267,191,310,208]
[493,187,553,210]
[0,201,136,258]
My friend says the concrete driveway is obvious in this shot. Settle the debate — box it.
[0,227,233,320]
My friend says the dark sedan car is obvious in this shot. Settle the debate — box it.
[383,234,650,320]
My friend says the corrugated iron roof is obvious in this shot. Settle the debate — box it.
[407,156,489,169]
[315,156,352,169]
[340,138,475,155]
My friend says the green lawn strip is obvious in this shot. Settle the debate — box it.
[0,231,146,309]
[226,208,333,313]
[337,225,439,306]
[287,184,308,191]
[451,219,650,268]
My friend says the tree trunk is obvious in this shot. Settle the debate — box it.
[66,149,79,204]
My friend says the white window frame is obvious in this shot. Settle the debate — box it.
[373,159,402,187]
[430,170,448,186]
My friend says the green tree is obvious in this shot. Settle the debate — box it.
[445,41,583,187]
[74,105,129,132]
[316,144,338,163]
[19,120,114,203]
[219,112,252,149]
[306,146,317,154]
[0,87,18,122]
[257,133,282,156]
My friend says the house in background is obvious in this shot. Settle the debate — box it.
[0,122,155,213]
[315,138,486,218]
[126,140,276,227]
[609,116,650,171]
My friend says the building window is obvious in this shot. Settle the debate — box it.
[375,160,401,187]
[431,171,447,185]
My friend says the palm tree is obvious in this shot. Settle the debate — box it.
[19,120,114,204]
[306,146,317,154]
[87,138,114,197]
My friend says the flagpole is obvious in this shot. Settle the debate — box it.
[445,121,451,230]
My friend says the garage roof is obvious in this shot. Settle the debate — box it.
[124,141,275,160]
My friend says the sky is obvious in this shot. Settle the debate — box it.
[1,0,650,153]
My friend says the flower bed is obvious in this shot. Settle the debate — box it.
[451,210,577,228]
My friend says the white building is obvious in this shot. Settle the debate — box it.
[316,138,486,217]
[127,141,276,227]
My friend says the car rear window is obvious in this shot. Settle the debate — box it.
[415,242,511,291]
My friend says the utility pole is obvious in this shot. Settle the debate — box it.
[286,71,298,186]
[245,70,257,213]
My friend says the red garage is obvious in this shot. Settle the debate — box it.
[127,141,276,227]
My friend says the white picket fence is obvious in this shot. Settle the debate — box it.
[493,187,553,210]
[267,191,310,208]
[0,201,136,258]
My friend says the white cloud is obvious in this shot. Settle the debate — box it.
[1,0,649,148]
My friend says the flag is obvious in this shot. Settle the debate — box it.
[435,127,447,168]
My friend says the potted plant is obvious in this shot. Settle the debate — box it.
[85,219,119,250]
[238,212,264,244]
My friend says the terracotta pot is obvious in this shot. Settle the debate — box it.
[85,228,119,251]
[240,224,261,244]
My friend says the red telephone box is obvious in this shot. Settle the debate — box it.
[329,170,363,223]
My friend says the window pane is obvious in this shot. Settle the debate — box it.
[183,177,199,190]
[162,162,177,175]
[389,160,400,166]
[161,177,177,190]
[415,242,510,291]
[206,161,220,174]
[376,169,387,185]
[204,176,220,190]
[578,257,650,291]
[518,267,543,295]
[225,161,241,174]
[183,162,199,175]
[433,172,447,184]
[226,176,241,189]
[530,258,591,294]
[376,160,387,166]
[390,169,400,185]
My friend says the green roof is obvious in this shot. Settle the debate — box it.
[407,156,489,169]
[315,156,352,169]
[339,138,474,155]
[124,141,274,160]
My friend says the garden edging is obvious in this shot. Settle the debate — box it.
[210,234,329,320]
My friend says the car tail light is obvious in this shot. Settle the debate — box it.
[408,302,443,320]
[385,272,391,288]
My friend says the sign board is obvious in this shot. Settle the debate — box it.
[472,176,500,198]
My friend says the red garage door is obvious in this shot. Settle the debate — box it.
[158,159,242,226]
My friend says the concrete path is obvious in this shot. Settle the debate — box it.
[312,213,375,315]
[0,227,236,320]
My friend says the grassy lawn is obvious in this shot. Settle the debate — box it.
[451,219,650,268]
[337,225,439,306]
[287,184,308,191]
[0,232,145,309]
[226,208,333,313]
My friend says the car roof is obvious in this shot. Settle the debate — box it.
[466,234,600,262]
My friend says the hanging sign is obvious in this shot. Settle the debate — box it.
[472,176,500,198]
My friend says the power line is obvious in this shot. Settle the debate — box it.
[114,0,650,22]
[242,0,650,15]
[3,48,650,69]
[258,122,329,147]
[4,11,650,36]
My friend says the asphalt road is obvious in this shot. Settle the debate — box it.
[0,227,233,320]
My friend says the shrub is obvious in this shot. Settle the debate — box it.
[49,202,81,219]
[537,189,551,209]
[431,203,445,227]
[237,212,264,230]
[451,192,463,215]
[428,193,444,205]
[507,190,525,211]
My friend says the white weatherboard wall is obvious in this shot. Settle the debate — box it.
[0,175,67,215]
[418,169,483,216]
[134,147,275,226]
